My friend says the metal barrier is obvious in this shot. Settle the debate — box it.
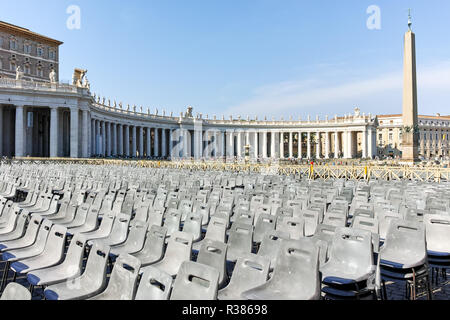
[2,157,449,182]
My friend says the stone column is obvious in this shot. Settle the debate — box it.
[334,131,340,158]
[298,132,303,159]
[91,119,95,156]
[81,110,89,158]
[221,131,226,158]
[279,132,284,159]
[227,130,234,158]
[347,131,353,159]
[124,125,130,157]
[101,121,106,157]
[237,131,242,158]
[132,126,137,158]
[162,129,167,158]
[254,131,258,159]
[169,129,174,158]
[316,132,321,159]
[214,130,219,158]
[50,107,59,158]
[70,108,79,158]
[154,128,159,157]
[325,132,330,159]
[87,112,91,157]
[270,131,276,158]
[289,132,293,158]
[112,123,117,157]
[262,131,268,159]
[369,128,377,159]
[118,124,123,156]
[139,127,144,158]
[183,128,189,158]
[96,120,101,155]
[105,122,111,157]
[307,132,311,159]
[146,127,151,157]
[15,105,25,158]
[362,129,368,158]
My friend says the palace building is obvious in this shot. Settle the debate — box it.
[0,21,446,161]
[0,21,62,83]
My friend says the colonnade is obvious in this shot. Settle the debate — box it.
[0,103,377,160]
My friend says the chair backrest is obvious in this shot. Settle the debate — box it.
[171,261,220,300]
[193,201,210,226]
[164,211,181,236]
[218,253,270,300]
[62,233,88,271]
[275,216,304,240]
[377,210,402,240]
[204,216,227,243]
[135,266,173,300]
[0,283,31,300]
[234,209,255,226]
[136,225,167,265]
[424,214,450,254]
[327,227,373,275]
[197,239,227,287]
[182,212,202,242]
[148,209,164,227]
[381,219,426,268]
[42,224,67,257]
[83,242,111,288]
[257,230,290,268]
[253,214,276,244]
[299,210,320,236]
[243,238,320,300]
[163,231,193,264]
[1,205,21,233]
[134,206,149,222]
[98,254,141,300]
[107,213,131,245]
[227,222,253,262]
[322,213,347,228]
[351,216,379,235]
[32,219,53,251]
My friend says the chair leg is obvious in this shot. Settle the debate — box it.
[426,274,433,300]
[0,261,10,291]
[382,280,388,300]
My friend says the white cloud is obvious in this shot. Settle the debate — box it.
[225,60,450,118]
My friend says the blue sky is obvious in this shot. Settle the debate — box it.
[2,0,450,119]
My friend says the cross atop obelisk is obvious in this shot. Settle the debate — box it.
[401,9,419,162]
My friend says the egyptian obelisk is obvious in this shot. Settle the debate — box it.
[401,10,419,162]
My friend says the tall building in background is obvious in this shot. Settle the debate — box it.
[401,11,419,162]
[0,21,63,82]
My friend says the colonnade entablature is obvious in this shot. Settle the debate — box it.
[0,78,379,160]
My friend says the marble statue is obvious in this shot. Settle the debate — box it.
[49,69,57,83]
[15,66,23,80]
[186,106,193,118]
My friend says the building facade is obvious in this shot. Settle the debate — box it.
[377,114,450,159]
[0,21,62,83]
